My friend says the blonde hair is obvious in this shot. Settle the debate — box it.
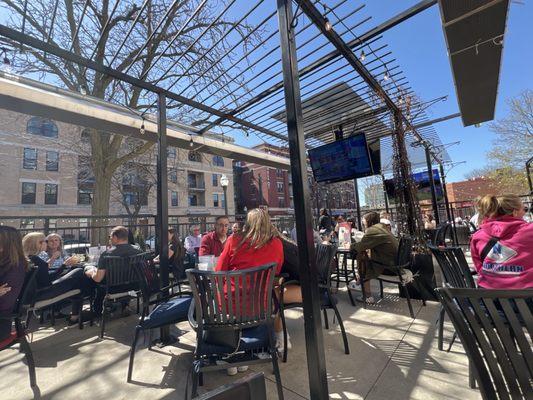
[476,195,523,220]
[22,232,45,257]
[46,233,63,256]
[238,208,281,250]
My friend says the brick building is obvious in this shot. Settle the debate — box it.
[446,176,498,205]
[0,109,235,226]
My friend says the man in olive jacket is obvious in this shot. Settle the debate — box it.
[351,212,398,303]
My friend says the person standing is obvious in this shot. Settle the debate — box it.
[199,216,229,257]
[318,208,333,232]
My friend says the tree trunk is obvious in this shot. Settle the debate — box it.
[91,151,113,246]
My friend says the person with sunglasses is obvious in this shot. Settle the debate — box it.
[199,216,229,257]
[22,232,94,324]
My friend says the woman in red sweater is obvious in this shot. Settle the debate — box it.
[215,208,284,274]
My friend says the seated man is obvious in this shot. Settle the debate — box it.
[351,212,399,304]
[199,216,229,257]
[85,226,142,314]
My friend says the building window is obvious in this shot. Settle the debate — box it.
[81,129,91,143]
[21,182,36,204]
[46,151,59,171]
[278,197,285,208]
[212,173,219,187]
[78,188,93,205]
[188,151,201,162]
[189,194,198,206]
[276,168,284,178]
[169,168,178,183]
[277,182,284,193]
[20,218,35,230]
[23,148,37,170]
[213,193,220,207]
[27,117,58,138]
[212,155,224,167]
[171,191,178,207]
[167,147,176,159]
[123,192,135,206]
[45,184,58,204]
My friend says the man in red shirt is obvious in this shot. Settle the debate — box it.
[199,215,229,257]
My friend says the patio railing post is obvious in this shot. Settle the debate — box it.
[276,0,329,398]
[353,178,362,230]
[156,92,171,343]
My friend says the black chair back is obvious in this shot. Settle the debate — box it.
[396,236,413,266]
[15,268,39,314]
[196,372,266,400]
[101,253,149,292]
[315,243,337,286]
[187,263,276,331]
[429,246,476,289]
[437,288,533,400]
[434,223,452,247]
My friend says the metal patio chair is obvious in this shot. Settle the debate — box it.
[186,264,283,400]
[279,243,349,363]
[436,288,533,400]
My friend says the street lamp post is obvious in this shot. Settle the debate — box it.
[220,174,229,216]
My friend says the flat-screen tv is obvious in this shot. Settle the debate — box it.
[384,169,443,201]
[308,134,374,183]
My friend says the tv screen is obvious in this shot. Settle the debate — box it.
[308,134,374,183]
[384,169,443,201]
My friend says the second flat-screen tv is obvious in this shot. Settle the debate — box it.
[308,133,378,183]
[384,169,443,201]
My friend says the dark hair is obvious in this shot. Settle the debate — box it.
[110,226,129,241]
[0,226,28,276]
[320,208,328,216]
[363,212,380,228]
[168,228,185,266]
[215,215,229,223]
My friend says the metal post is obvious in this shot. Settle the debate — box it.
[424,145,440,225]
[222,185,229,216]
[353,178,362,230]
[381,173,390,213]
[527,157,533,195]
[439,163,453,225]
[277,1,329,398]
[258,173,263,206]
[156,92,172,345]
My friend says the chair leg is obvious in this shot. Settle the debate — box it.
[331,304,349,355]
[127,327,141,382]
[438,306,445,351]
[191,367,199,398]
[136,296,140,314]
[361,280,367,309]
[468,360,476,389]
[50,305,55,326]
[404,284,415,319]
[19,336,37,387]
[198,372,204,387]
[78,299,84,330]
[379,279,384,299]
[271,347,284,400]
[335,257,340,289]
[100,299,107,339]
[447,331,457,352]
[280,305,288,363]
[323,309,329,330]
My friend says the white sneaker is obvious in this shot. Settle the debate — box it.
[274,332,292,353]
[237,366,249,372]
[216,360,238,376]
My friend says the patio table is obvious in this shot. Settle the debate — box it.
[332,248,357,306]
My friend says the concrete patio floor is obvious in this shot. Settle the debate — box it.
[0,283,480,400]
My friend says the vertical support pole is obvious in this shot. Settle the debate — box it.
[258,173,263,206]
[43,217,50,236]
[353,178,362,230]
[277,1,329,398]
[527,157,533,195]
[156,92,171,343]
[439,163,452,223]
[424,145,440,225]
[223,185,229,216]
[381,173,390,213]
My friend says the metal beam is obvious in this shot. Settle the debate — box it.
[425,147,440,225]
[277,0,328,398]
[412,112,461,129]
[0,24,286,141]
[199,0,437,134]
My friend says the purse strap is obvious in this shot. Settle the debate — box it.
[480,236,500,264]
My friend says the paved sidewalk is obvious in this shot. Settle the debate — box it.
[0,284,480,400]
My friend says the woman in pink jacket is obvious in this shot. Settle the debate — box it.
[470,195,533,289]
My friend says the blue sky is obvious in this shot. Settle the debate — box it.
[361,0,533,183]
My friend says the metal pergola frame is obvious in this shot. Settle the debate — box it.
[0,1,459,398]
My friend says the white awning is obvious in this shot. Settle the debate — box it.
[0,73,290,169]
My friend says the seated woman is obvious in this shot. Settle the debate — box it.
[23,232,94,324]
[470,195,533,289]
[0,227,28,341]
[41,233,78,279]
[154,228,186,282]
[214,208,283,375]
[351,212,399,304]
